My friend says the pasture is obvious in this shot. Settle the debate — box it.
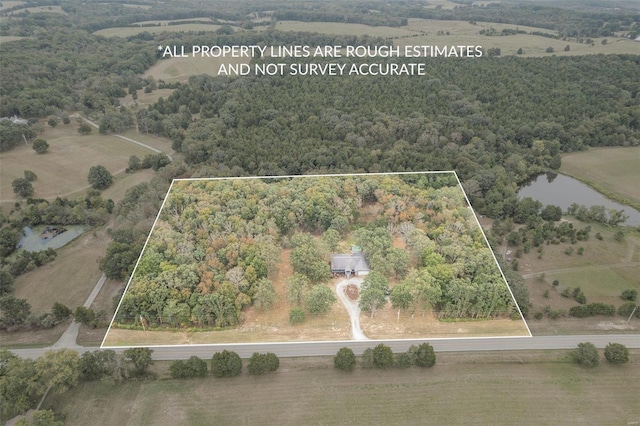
[93,23,228,37]
[561,146,640,210]
[274,19,637,57]
[143,55,249,82]
[45,351,640,425]
[0,1,25,11]
[0,123,151,203]
[7,5,66,15]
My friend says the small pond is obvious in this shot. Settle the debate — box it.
[17,225,86,252]
[517,173,640,227]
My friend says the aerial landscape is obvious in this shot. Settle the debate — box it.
[0,0,638,424]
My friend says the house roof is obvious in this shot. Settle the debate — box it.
[330,252,370,272]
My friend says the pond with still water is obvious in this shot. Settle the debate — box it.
[18,225,86,252]
[517,173,640,227]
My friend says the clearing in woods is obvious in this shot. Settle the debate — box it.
[0,123,152,203]
[43,351,640,425]
[561,146,640,210]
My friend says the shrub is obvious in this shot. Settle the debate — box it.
[32,138,49,154]
[24,170,37,181]
[621,289,637,302]
[572,342,599,367]
[415,343,436,367]
[171,356,208,378]
[334,347,356,371]
[289,307,305,325]
[211,350,242,377]
[247,352,279,375]
[361,348,375,368]
[372,343,394,368]
[604,343,629,365]
[617,302,637,318]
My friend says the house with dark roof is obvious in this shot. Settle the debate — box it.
[330,252,370,278]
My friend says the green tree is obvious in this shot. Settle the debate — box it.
[124,347,154,376]
[254,278,277,312]
[15,409,63,426]
[415,343,436,367]
[34,349,80,394]
[169,356,208,378]
[87,165,114,190]
[128,155,141,171]
[334,347,356,371]
[78,350,117,381]
[0,295,31,326]
[372,343,394,368]
[604,343,629,365]
[286,273,309,306]
[12,178,34,198]
[306,285,336,315]
[247,352,279,375]
[289,306,305,325]
[78,122,92,134]
[621,289,637,302]
[361,348,375,368]
[32,139,49,154]
[47,117,58,127]
[211,350,242,378]
[0,270,14,296]
[51,302,72,322]
[572,342,599,367]
[0,354,44,419]
[74,306,95,327]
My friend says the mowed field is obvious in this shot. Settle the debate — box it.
[93,23,228,37]
[561,146,640,210]
[0,123,152,203]
[45,351,640,425]
[143,55,249,82]
[275,19,638,57]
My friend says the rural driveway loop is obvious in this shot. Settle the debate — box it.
[335,278,369,341]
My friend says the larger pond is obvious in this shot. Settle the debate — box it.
[517,173,640,227]
[18,225,86,252]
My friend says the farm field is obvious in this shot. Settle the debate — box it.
[561,146,640,210]
[274,19,637,57]
[44,351,640,426]
[143,55,249,82]
[6,5,66,15]
[0,123,152,203]
[0,1,25,11]
[93,23,228,37]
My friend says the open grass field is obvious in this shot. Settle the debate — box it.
[0,123,152,203]
[0,35,28,42]
[0,1,25,11]
[561,146,640,210]
[119,88,176,108]
[132,17,214,25]
[11,225,110,317]
[142,55,249,82]
[44,351,640,425]
[274,19,637,57]
[7,5,66,15]
[93,23,227,37]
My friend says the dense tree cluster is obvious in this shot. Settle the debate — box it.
[115,175,516,330]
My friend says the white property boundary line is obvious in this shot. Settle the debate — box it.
[102,171,531,349]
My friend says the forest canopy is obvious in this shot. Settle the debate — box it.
[114,174,517,331]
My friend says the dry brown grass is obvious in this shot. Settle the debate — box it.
[0,123,151,202]
[46,350,640,426]
[12,226,110,316]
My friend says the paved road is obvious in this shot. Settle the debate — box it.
[10,334,639,360]
[335,278,368,340]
